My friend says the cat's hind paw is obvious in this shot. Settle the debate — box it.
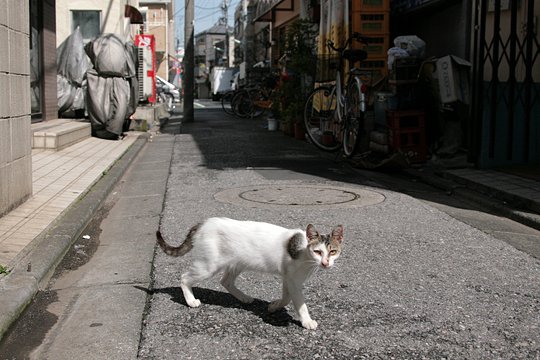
[268,300,284,313]
[301,319,318,330]
[187,299,201,308]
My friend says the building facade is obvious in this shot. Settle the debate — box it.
[1,1,34,216]
[140,0,175,79]
[2,0,177,218]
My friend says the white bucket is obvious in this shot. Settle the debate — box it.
[268,118,278,131]
[374,92,395,128]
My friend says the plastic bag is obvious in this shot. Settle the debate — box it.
[393,35,426,58]
[86,69,131,138]
[387,47,410,69]
[56,27,91,115]
[85,34,137,78]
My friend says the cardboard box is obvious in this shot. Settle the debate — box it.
[436,55,471,104]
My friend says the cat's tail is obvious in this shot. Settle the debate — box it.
[156,223,200,257]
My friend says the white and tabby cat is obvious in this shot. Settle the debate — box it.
[156,217,344,330]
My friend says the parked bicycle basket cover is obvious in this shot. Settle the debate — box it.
[311,88,337,113]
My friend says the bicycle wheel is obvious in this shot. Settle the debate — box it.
[231,90,253,118]
[303,86,341,152]
[221,90,236,115]
[247,88,267,118]
[342,79,365,157]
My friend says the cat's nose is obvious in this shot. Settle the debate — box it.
[321,258,330,268]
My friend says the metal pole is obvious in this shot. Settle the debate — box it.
[183,0,194,122]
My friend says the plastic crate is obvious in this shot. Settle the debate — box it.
[388,125,427,163]
[352,12,390,34]
[389,57,421,83]
[386,110,425,130]
[352,0,391,12]
[353,35,390,58]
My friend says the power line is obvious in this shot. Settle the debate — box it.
[195,5,220,10]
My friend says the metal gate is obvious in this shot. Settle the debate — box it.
[471,0,539,167]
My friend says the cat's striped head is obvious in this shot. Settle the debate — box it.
[306,224,343,268]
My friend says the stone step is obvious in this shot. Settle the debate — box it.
[32,119,91,151]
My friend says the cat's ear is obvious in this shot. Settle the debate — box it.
[332,225,344,243]
[306,224,319,242]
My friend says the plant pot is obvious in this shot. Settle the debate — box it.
[321,132,336,146]
[294,123,305,140]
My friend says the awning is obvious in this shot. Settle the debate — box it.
[125,5,143,24]
[254,0,294,22]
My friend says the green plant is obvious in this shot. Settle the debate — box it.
[276,19,318,127]
[0,264,10,275]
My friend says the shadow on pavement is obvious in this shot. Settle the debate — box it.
[178,106,485,214]
[134,285,296,328]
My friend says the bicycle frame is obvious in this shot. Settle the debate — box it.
[329,37,367,131]
[303,32,370,157]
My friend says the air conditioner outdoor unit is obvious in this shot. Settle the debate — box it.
[135,34,156,103]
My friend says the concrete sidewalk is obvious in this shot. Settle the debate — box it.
[403,165,540,231]
[0,131,147,340]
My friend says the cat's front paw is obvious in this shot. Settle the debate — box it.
[268,300,283,313]
[301,319,318,330]
[187,299,201,308]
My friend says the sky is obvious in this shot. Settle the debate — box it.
[174,0,242,48]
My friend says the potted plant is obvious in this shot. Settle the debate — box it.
[275,19,318,139]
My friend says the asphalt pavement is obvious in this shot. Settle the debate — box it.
[138,103,540,359]
[1,101,538,359]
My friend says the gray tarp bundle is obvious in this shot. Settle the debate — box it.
[57,28,91,116]
[85,34,139,139]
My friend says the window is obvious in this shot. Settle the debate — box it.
[72,10,101,42]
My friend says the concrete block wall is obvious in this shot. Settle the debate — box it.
[0,1,32,217]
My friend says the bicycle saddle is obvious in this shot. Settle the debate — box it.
[343,49,367,64]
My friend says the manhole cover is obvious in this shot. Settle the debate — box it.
[214,185,385,209]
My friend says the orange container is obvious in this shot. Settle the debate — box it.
[351,0,391,12]
[352,12,390,35]
[353,35,390,58]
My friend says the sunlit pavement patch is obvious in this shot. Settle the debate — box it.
[214,185,385,209]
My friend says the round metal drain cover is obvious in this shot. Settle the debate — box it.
[214,185,385,209]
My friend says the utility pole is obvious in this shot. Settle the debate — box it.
[221,0,229,67]
[183,0,194,122]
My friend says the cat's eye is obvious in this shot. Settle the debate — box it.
[313,250,323,256]
[329,250,337,255]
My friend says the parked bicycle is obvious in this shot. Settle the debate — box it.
[303,33,371,157]
[221,71,279,119]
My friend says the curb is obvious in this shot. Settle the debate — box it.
[0,135,148,342]
[403,168,540,232]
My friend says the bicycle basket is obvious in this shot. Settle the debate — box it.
[315,54,340,83]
